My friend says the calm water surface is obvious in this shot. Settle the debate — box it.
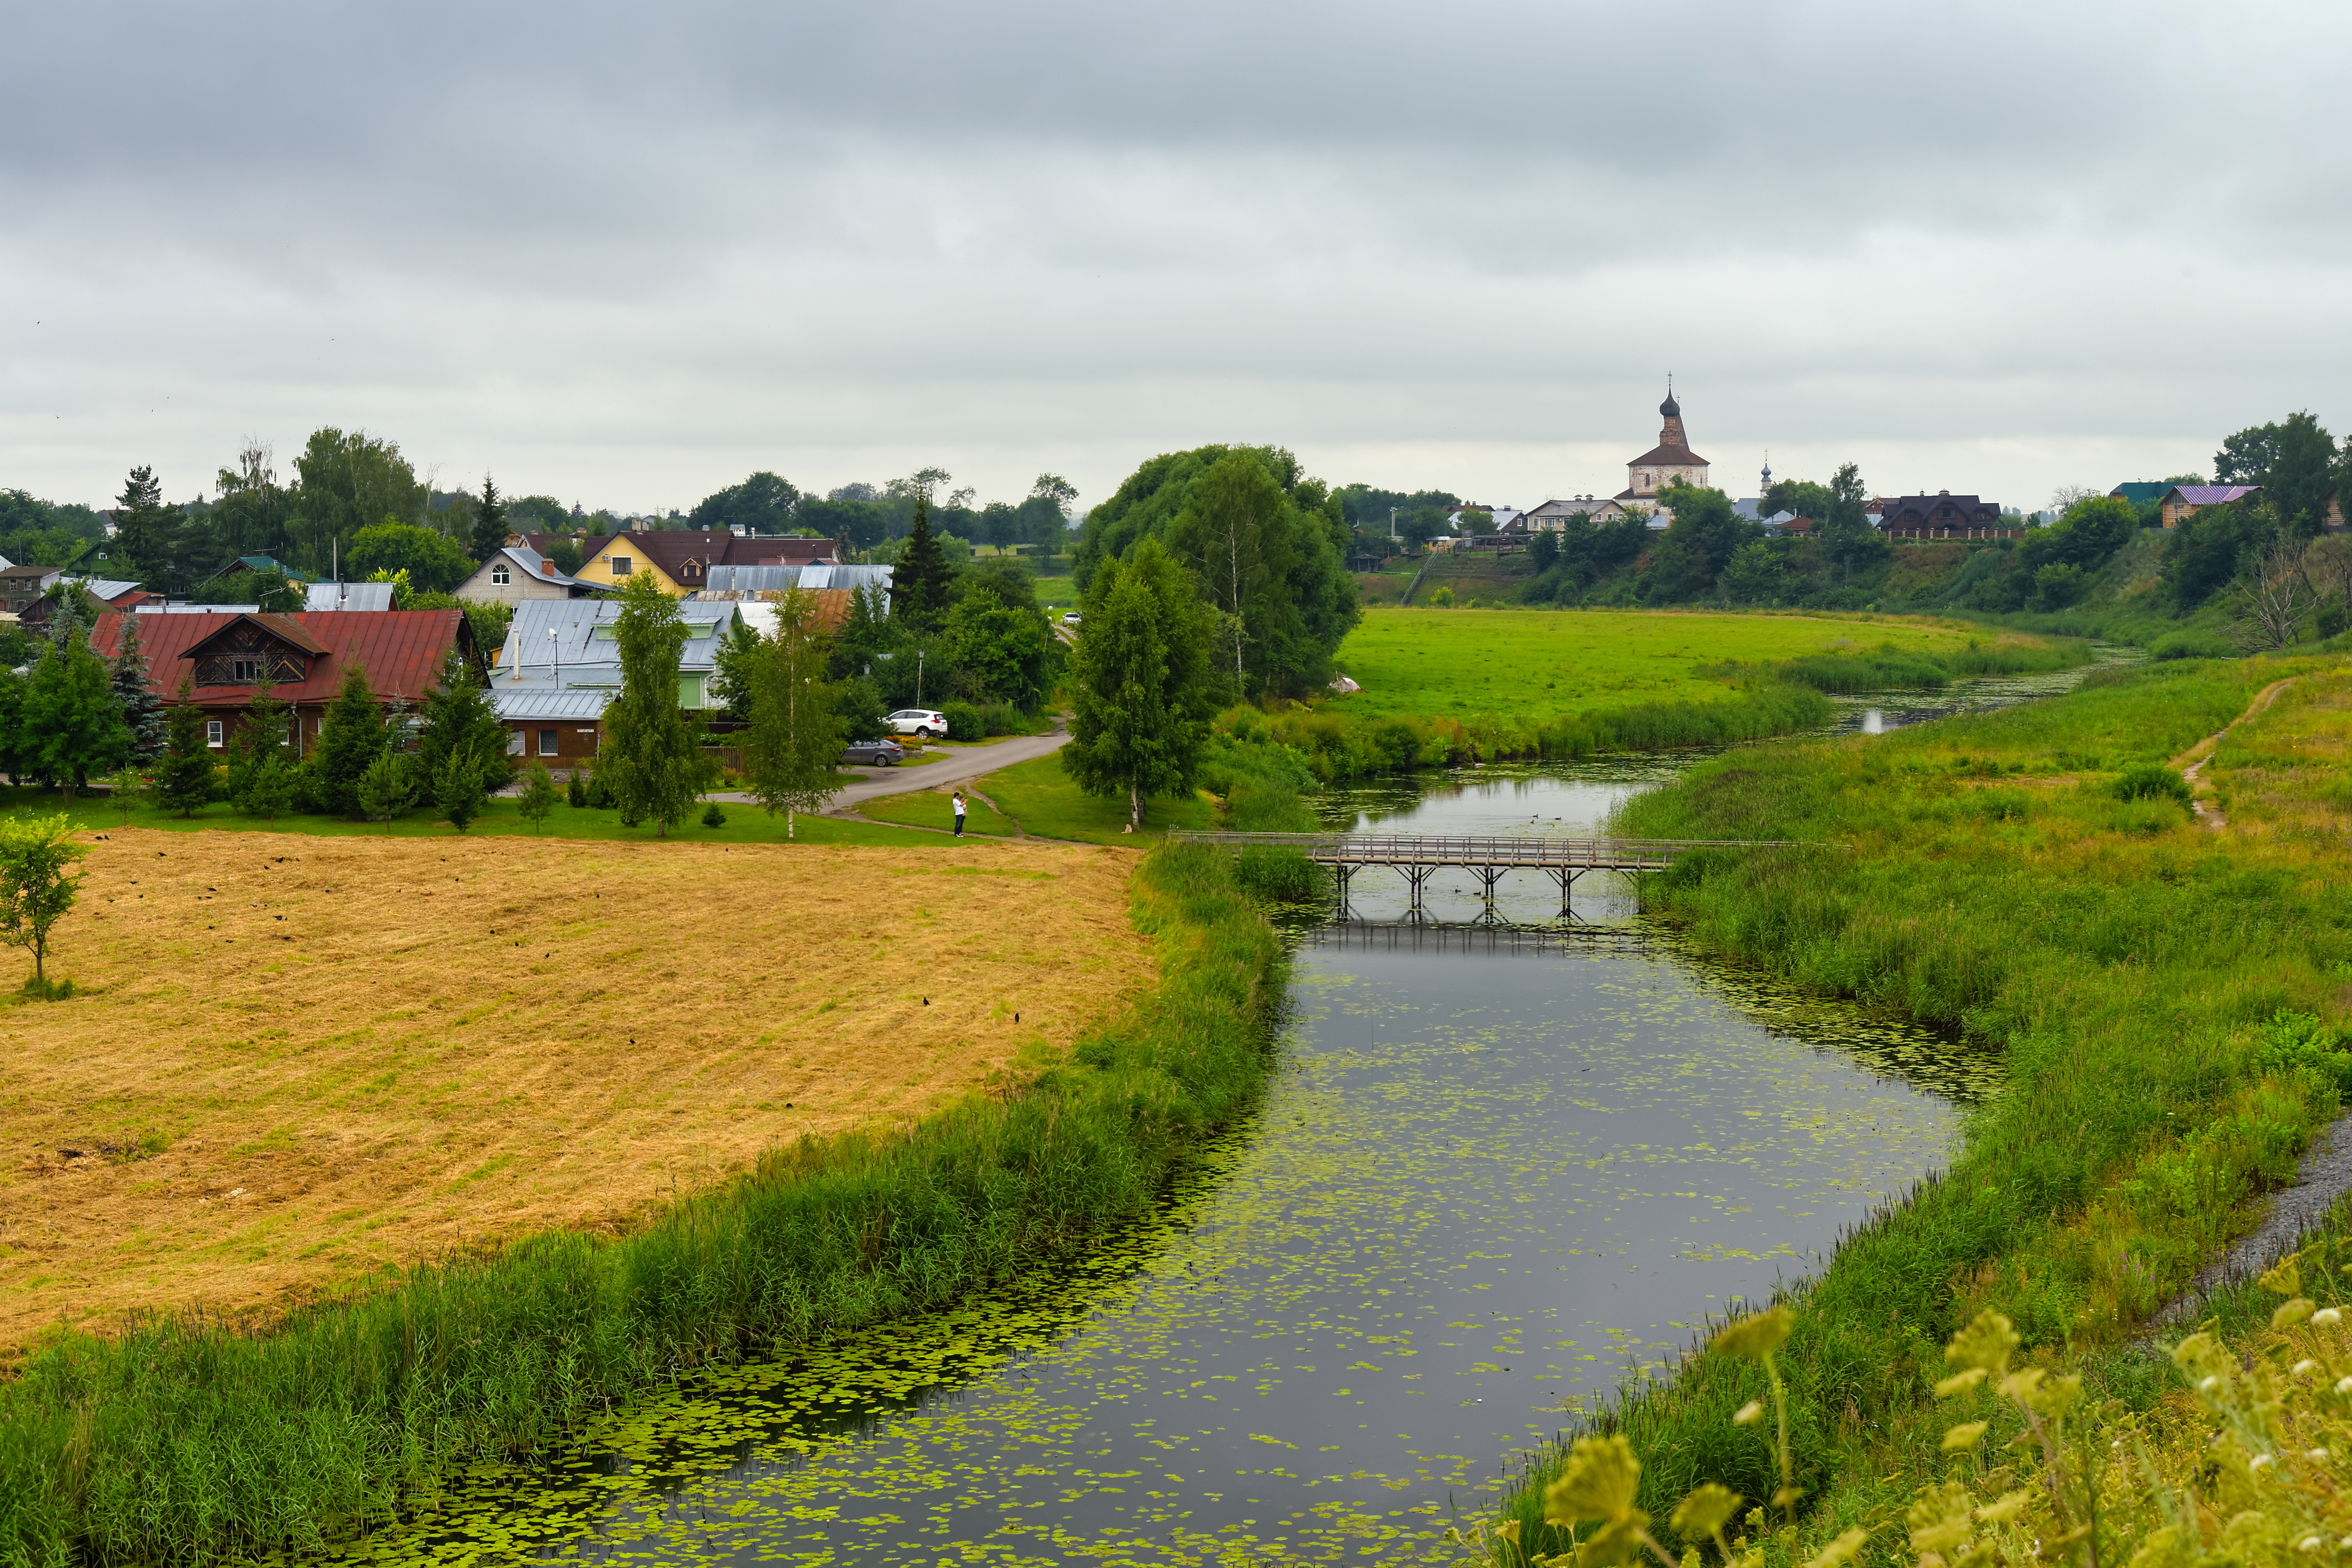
[304,675,2076,1568]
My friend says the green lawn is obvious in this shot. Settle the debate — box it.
[857,785,1021,837]
[1332,607,2000,722]
[956,754,1212,844]
[19,788,947,847]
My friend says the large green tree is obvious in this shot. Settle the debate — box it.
[600,572,709,835]
[290,428,428,572]
[1650,482,1760,601]
[2217,413,2339,538]
[1078,444,1356,698]
[1062,537,1216,833]
[25,625,129,798]
[742,588,847,839]
[348,520,476,594]
[111,466,183,593]
[691,472,801,536]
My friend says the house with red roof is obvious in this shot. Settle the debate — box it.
[91,609,483,757]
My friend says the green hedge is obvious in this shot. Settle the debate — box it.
[0,845,1284,1568]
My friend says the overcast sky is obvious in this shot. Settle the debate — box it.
[5,0,2349,518]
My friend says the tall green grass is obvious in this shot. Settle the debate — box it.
[0,845,1284,1568]
[1492,655,2352,1557]
[1700,637,2094,695]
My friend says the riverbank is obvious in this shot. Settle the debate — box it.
[0,842,1288,1567]
[1490,653,2352,1555]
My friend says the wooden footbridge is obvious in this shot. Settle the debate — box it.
[1169,831,1822,916]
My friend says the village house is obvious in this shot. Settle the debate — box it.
[453,541,609,607]
[1519,496,1640,530]
[0,565,63,617]
[488,598,745,765]
[1876,492,2014,538]
[555,527,843,595]
[2158,484,2262,528]
[89,609,482,754]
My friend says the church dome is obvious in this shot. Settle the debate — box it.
[1659,391,1681,418]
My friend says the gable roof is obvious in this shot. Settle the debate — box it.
[90,609,475,706]
[492,597,741,679]
[208,554,311,584]
[474,542,605,593]
[2109,482,2172,504]
[2163,484,2261,507]
[514,530,617,562]
[1627,443,1709,469]
[185,612,332,658]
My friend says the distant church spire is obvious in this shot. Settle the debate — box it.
[1761,449,1772,496]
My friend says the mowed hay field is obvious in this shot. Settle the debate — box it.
[0,829,1151,1354]
[1332,607,2021,721]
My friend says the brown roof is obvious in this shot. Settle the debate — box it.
[619,530,841,584]
[515,531,617,560]
[1626,443,1710,468]
[90,610,477,707]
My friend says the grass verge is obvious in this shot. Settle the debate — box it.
[857,787,1023,837]
[0,843,1284,1568]
[969,754,1216,843]
[1489,653,2352,1557]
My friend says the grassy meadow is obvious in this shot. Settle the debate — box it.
[1329,607,2047,724]
[0,829,1152,1355]
[1491,653,2352,1557]
[935,753,1215,843]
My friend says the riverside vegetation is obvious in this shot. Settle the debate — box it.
[1475,651,2352,1562]
[0,842,1285,1567]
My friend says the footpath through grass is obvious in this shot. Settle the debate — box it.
[0,843,1285,1567]
[1492,654,2352,1557]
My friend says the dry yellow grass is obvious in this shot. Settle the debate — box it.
[0,829,1151,1354]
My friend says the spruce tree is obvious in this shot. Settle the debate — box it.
[889,498,955,633]
[230,669,290,815]
[414,649,510,802]
[112,466,183,594]
[108,614,166,763]
[153,684,216,818]
[434,747,484,832]
[470,474,510,563]
[25,626,131,800]
[599,572,708,835]
[314,665,387,817]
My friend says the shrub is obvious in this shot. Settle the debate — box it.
[566,772,589,809]
[941,701,986,741]
[2112,761,2192,805]
[2150,629,2235,661]
[701,803,727,829]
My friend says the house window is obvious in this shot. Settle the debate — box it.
[231,658,263,682]
[490,562,510,585]
[206,720,224,749]
[506,730,525,756]
[538,729,558,756]
[611,556,632,575]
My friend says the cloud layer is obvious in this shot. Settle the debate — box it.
[4,0,2347,513]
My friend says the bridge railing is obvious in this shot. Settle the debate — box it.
[1166,831,1821,866]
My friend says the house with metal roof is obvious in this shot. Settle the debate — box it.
[2109,481,2173,508]
[2159,484,2262,528]
[454,542,609,607]
[91,609,480,757]
[489,599,745,766]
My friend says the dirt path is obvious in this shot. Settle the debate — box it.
[2167,676,2299,831]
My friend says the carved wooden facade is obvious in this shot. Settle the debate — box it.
[185,618,322,687]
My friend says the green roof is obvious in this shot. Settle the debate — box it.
[2108,482,2170,504]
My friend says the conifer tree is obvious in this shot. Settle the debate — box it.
[111,466,183,593]
[470,474,509,563]
[314,665,387,817]
[516,761,559,833]
[414,649,509,811]
[25,625,131,800]
[108,614,166,763]
[889,498,955,633]
[153,683,217,817]
[229,669,292,816]
[599,572,708,835]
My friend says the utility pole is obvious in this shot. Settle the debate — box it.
[1389,506,1398,542]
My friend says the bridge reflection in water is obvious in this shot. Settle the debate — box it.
[1170,831,1823,919]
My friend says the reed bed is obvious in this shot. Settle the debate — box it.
[0,843,1285,1568]
[1491,654,2352,1557]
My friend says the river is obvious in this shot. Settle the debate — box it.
[301,678,2068,1568]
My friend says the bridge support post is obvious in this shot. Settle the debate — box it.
[1401,863,1433,918]
[1332,863,1354,919]
[1547,867,1580,919]
[1474,865,1507,921]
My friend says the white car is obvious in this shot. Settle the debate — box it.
[1062,611,1082,625]
[887,708,949,738]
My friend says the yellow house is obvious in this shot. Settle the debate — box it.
[510,528,841,595]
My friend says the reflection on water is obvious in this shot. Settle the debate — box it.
[304,930,1989,1568]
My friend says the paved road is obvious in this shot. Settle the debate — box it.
[709,725,1070,814]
